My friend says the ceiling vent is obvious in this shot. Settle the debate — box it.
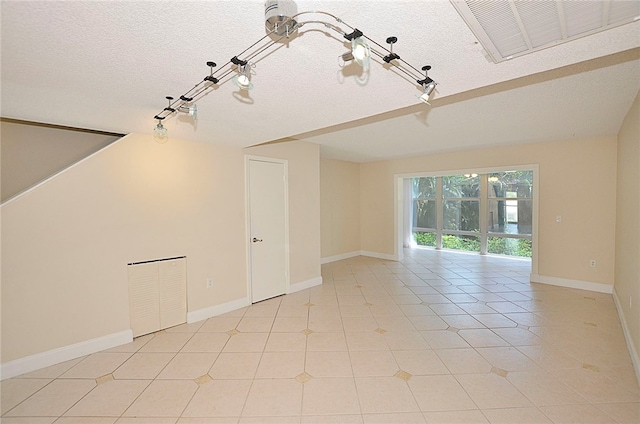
[451,0,640,63]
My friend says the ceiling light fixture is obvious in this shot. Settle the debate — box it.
[173,95,198,121]
[178,104,198,120]
[153,117,168,144]
[152,0,439,136]
[417,66,437,105]
[231,56,254,91]
[341,29,371,68]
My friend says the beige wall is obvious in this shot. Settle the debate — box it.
[2,134,322,364]
[614,91,640,366]
[245,141,321,285]
[1,120,120,202]
[1,133,247,362]
[320,158,361,259]
[358,136,618,286]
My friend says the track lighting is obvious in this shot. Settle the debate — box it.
[351,38,371,67]
[153,117,168,143]
[233,64,254,91]
[418,81,437,105]
[383,37,400,63]
[204,61,219,84]
[231,56,254,91]
[417,65,437,105]
[152,1,440,138]
[265,0,298,36]
[177,104,197,120]
[341,29,371,68]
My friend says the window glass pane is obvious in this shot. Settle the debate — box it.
[441,234,480,252]
[488,171,533,198]
[412,177,437,198]
[413,231,436,247]
[488,237,532,257]
[413,199,436,229]
[487,199,532,235]
[443,200,479,232]
[443,175,480,198]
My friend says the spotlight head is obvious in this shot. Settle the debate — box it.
[235,74,253,90]
[339,36,371,68]
[178,104,198,121]
[418,93,431,105]
[424,81,437,96]
[418,81,437,105]
[233,64,254,91]
[351,37,371,68]
[153,120,168,143]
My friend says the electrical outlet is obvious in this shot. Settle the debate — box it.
[589,259,596,268]
[206,278,213,288]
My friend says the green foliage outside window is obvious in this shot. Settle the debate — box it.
[487,237,532,257]
[414,232,480,252]
[414,232,532,257]
[414,232,436,247]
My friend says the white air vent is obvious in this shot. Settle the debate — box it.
[451,0,640,62]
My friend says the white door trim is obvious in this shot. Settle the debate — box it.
[245,155,290,303]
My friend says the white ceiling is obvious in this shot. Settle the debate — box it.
[1,1,639,163]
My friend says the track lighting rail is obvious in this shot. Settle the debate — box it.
[153,6,438,136]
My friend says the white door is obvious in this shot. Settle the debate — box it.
[248,158,288,302]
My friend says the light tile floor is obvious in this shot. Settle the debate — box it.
[2,249,639,423]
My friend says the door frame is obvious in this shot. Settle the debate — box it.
[245,155,290,303]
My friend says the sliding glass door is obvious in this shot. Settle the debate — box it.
[411,170,533,258]
[486,171,533,257]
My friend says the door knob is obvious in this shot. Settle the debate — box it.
[252,237,263,243]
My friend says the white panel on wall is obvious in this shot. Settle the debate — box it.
[128,257,187,337]
[159,258,187,329]
[128,262,160,337]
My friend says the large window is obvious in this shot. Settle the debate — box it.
[411,170,533,257]
[487,171,533,257]
[442,175,480,253]
[412,177,437,230]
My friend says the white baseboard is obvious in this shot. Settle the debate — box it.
[289,276,323,293]
[321,251,360,265]
[530,273,613,294]
[360,250,399,261]
[0,329,133,381]
[321,251,399,264]
[612,288,640,386]
[186,297,251,324]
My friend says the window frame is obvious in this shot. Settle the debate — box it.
[408,169,534,257]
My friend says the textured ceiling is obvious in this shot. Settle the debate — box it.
[1,1,639,162]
